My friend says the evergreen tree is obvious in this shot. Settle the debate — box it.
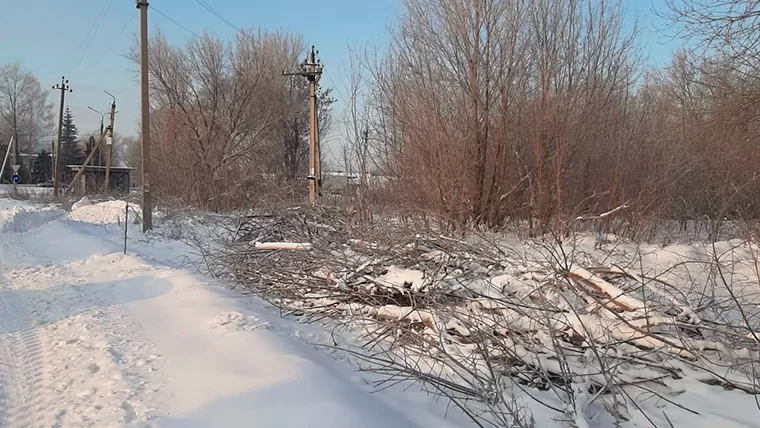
[60,106,84,167]
[31,149,52,184]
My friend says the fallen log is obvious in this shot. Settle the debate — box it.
[254,242,313,251]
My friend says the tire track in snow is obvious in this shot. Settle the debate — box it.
[0,265,58,428]
[0,231,85,427]
[0,274,23,424]
[1,230,167,427]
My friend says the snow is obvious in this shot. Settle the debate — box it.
[0,198,471,427]
[252,223,760,427]
[375,265,428,292]
[69,197,138,224]
[3,196,760,428]
[0,184,53,197]
[0,199,64,233]
[208,312,270,331]
[568,266,647,311]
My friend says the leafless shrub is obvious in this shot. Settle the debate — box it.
[310,0,758,240]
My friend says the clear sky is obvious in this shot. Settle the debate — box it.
[0,0,682,155]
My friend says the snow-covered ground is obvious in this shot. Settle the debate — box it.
[2,196,759,428]
[0,198,471,427]
[0,184,53,197]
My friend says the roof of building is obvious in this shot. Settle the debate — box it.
[66,165,135,171]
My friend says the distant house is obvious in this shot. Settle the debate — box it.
[321,171,389,195]
[66,165,133,195]
[18,153,37,171]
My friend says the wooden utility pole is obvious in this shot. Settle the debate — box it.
[104,91,116,193]
[65,132,107,195]
[51,139,55,180]
[284,46,323,205]
[52,77,72,197]
[137,0,153,231]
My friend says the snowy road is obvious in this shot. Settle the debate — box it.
[0,200,466,427]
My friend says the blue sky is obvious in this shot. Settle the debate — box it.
[0,0,682,154]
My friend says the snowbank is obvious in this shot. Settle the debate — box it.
[0,184,53,196]
[0,200,64,233]
[69,198,140,224]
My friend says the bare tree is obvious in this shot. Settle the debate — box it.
[108,0,760,236]
[340,45,377,220]
[0,62,31,162]
[0,63,53,170]
[128,28,335,210]
[364,0,641,233]
[664,0,760,73]
[663,1,760,119]
[657,0,760,223]
[20,76,54,155]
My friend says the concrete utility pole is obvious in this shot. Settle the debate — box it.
[284,46,323,206]
[87,106,106,165]
[52,77,72,197]
[137,0,153,231]
[314,75,322,197]
[104,91,116,193]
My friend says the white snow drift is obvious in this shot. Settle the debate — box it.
[0,198,469,427]
[0,199,64,233]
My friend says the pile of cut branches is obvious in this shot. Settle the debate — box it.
[218,208,760,427]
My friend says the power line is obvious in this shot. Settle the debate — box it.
[91,12,138,71]
[193,0,239,32]
[71,0,115,70]
[195,0,237,30]
[326,72,340,95]
[69,2,110,67]
[152,7,202,38]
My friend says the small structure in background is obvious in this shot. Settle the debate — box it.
[66,165,133,195]
[321,170,389,196]
[18,152,37,173]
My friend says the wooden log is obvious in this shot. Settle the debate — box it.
[254,242,313,251]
